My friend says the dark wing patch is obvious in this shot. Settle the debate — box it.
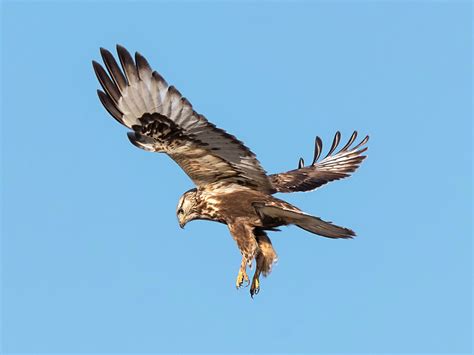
[269,131,369,193]
[128,113,255,186]
[93,45,273,192]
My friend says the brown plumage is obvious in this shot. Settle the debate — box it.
[93,45,369,297]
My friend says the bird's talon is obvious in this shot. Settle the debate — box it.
[250,277,260,297]
[235,268,249,289]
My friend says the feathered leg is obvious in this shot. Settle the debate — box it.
[250,229,278,297]
[228,222,259,289]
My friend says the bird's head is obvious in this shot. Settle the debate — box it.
[176,188,199,229]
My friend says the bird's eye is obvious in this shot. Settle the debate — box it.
[177,208,184,215]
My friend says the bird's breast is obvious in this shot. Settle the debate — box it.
[198,188,268,225]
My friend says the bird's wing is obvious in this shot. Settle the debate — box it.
[269,131,369,193]
[93,45,273,192]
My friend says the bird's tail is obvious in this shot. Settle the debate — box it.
[253,203,355,239]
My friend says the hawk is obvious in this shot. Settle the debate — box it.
[93,45,369,297]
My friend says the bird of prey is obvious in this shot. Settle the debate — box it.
[93,45,369,297]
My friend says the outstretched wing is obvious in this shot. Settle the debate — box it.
[93,45,273,192]
[269,131,369,193]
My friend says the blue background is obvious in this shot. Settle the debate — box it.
[1,1,471,353]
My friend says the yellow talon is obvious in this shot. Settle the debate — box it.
[250,276,260,298]
[236,268,249,289]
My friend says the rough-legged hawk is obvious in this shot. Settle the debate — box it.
[93,45,369,297]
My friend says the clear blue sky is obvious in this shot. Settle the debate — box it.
[1,1,471,353]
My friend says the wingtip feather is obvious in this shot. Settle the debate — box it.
[100,46,127,92]
[312,136,323,165]
[116,44,138,85]
[298,158,305,169]
[97,90,124,125]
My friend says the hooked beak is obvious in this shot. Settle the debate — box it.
[178,214,195,229]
